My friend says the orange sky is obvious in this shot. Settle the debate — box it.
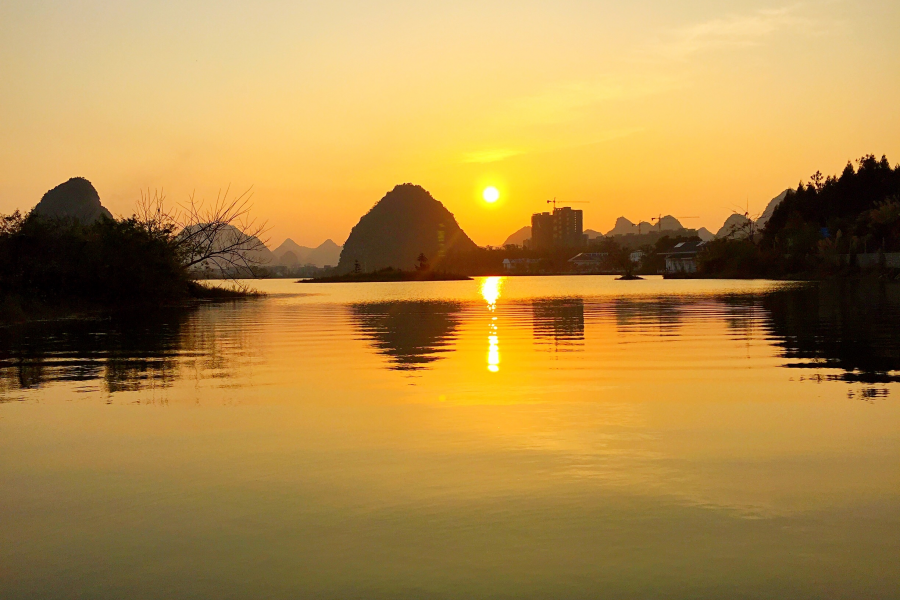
[1,1,899,247]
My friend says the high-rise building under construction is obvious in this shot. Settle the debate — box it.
[530,207,584,250]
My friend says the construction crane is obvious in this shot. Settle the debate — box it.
[651,214,698,233]
[547,198,590,210]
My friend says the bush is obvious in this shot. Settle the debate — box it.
[0,212,190,308]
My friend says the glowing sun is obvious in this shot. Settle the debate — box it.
[482,186,500,203]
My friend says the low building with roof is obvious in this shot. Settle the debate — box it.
[663,241,707,274]
[502,258,542,272]
[568,252,609,272]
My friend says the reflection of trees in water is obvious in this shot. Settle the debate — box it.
[351,301,462,370]
[763,282,900,383]
[0,301,267,398]
[532,298,585,349]
[0,309,190,396]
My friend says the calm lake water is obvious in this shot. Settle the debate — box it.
[1,276,899,599]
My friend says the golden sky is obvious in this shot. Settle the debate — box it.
[1,1,898,246]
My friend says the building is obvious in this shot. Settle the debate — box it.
[663,241,707,273]
[530,207,584,250]
[629,250,645,264]
[568,252,608,271]
[502,258,542,272]
[553,206,584,248]
[531,212,555,250]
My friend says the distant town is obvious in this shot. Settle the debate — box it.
[1,154,898,321]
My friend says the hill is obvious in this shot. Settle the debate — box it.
[305,239,341,267]
[337,184,477,272]
[503,226,531,247]
[696,227,715,242]
[756,189,791,229]
[763,155,900,253]
[701,154,900,278]
[606,217,656,236]
[32,178,113,224]
[715,214,754,239]
[272,238,309,263]
[655,215,684,231]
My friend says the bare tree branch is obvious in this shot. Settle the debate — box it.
[133,186,270,279]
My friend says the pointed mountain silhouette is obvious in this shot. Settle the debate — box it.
[272,238,310,262]
[338,184,477,272]
[655,215,684,231]
[32,177,113,224]
[715,213,754,239]
[305,239,341,267]
[696,227,715,242]
[503,226,531,247]
[756,189,791,230]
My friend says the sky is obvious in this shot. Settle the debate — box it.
[1,1,898,247]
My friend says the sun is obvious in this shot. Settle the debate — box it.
[482,186,500,203]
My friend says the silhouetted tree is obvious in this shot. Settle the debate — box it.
[134,186,269,278]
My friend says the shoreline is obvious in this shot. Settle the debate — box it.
[0,282,263,327]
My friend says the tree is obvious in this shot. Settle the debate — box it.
[134,186,269,278]
[811,170,824,191]
[415,253,429,271]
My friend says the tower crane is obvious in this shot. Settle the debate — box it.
[546,198,590,210]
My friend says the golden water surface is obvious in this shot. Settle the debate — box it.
[1,276,898,599]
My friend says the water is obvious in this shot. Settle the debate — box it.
[1,276,898,599]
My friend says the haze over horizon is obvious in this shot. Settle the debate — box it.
[2,1,898,247]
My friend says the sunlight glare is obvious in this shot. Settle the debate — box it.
[480,276,502,309]
[481,277,503,372]
[482,186,500,203]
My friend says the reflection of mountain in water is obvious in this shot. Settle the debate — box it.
[764,282,900,382]
[351,301,462,370]
[0,310,190,395]
[532,298,585,348]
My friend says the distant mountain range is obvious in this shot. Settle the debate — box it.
[502,191,791,247]
[32,175,793,271]
[606,216,665,236]
[272,238,342,268]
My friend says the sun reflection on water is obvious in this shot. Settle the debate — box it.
[480,277,503,372]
